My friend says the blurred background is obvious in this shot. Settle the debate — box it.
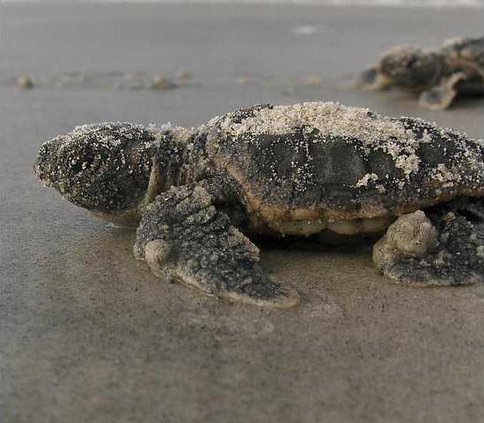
[2,0,483,134]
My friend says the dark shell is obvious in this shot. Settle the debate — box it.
[201,103,484,222]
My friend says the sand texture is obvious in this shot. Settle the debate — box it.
[1,4,483,423]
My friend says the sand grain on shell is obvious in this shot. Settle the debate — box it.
[214,102,423,178]
[216,102,407,143]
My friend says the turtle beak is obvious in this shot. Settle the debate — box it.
[355,67,391,90]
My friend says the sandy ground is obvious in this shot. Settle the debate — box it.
[1,4,483,423]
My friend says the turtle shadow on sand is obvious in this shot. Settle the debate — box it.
[253,233,376,255]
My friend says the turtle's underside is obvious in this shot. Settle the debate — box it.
[34,102,484,307]
[356,36,484,110]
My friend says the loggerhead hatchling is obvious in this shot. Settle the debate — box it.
[356,37,484,110]
[34,102,484,307]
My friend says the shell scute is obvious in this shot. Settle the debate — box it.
[204,102,483,223]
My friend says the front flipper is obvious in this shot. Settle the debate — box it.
[373,210,483,286]
[419,72,467,110]
[134,183,299,307]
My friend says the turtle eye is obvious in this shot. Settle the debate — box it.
[406,57,417,69]
[81,151,96,168]
[71,150,96,174]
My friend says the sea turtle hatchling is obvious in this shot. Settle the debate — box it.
[356,37,484,110]
[34,102,484,307]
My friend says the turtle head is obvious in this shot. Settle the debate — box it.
[34,122,159,223]
[355,66,392,90]
[379,46,443,90]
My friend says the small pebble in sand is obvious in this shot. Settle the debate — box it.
[291,25,324,35]
[150,75,177,90]
[303,75,322,86]
[236,75,251,84]
[16,76,34,89]
[176,70,192,83]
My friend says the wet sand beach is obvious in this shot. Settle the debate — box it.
[1,4,483,423]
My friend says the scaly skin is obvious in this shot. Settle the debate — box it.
[133,179,299,307]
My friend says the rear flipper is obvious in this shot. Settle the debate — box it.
[419,72,468,110]
[134,182,299,307]
[373,209,483,286]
